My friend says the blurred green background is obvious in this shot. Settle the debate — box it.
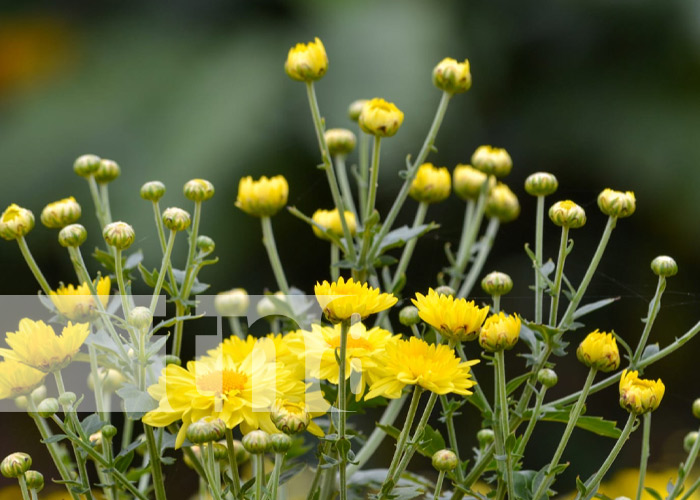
[2,0,700,496]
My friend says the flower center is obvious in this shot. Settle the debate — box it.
[197,369,248,395]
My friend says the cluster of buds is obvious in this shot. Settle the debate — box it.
[236,175,289,217]
[478,312,521,351]
[409,163,452,204]
[312,208,357,240]
[576,330,620,372]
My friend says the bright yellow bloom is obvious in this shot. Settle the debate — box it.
[412,288,489,342]
[619,369,665,414]
[48,276,111,322]
[366,337,478,399]
[432,57,472,94]
[0,204,34,240]
[471,145,512,178]
[598,188,636,218]
[236,175,289,217]
[311,209,357,240]
[549,200,586,229]
[0,319,89,372]
[314,277,397,323]
[40,197,81,229]
[594,468,700,500]
[210,333,305,380]
[358,98,404,137]
[576,330,620,372]
[453,164,489,201]
[284,37,328,82]
[409,163,452,204]
[288,323,397,399]
[0,360,46,399]
[478,312,521,351]
[485,182,520,223]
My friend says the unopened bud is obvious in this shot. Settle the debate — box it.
[184,179,215,202]
[215,288,249,317]
[477,429,495,447]
[433,57,472,95]
[58,391,76,407]
[453,164,489,201]
[73,154,102,177]
[481,272,513,297]
[25,470,44,492]
[409,163,451,204]
[165,355,181,366]
[140,181,166,202]
[88,368,125,394]
[537,368,558,388]
[359,98,404,138]
[524,172,558,197]
[485,183,520,223]
[162,207,191,232]
[102,425,118,439]
[128,307,153,330]
[210,419,226,441]
[14,397,28,410]
[256,296,278,318]
[685,432,698,453]
[95,159,121,184]
[471,146,512,178]
[651,256,678,278]
[36,398,59,418]
[348,99,368,122]
[242,430,271,454]
[90,431,103,451]
[431,449,459,471]
[103,221,135,250]
[30,385,47,405]
[212,442,229,461]
[272,401,310,435]
[41,197,82,229]
[434,285,456,298]
[399,306,420,327]
[186,420,219,445]
[0,452,32,478]
[270,433,293,454]
[325,128,356,156]
[197,235,215,254]
[0,204,35,240]
[577,330,620,373]
[549,200,586,229]
[58,224,87,248]
[598,189,636,218]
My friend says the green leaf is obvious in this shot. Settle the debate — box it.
[506,372,531,396]
[644,487,663,500]
[378,223,438,253]
[116,383,157,418]
[81,414,106,436]
[42,434,68,444]
[138,263,159,289]
[417,425,446,457]
[114,450,135,473]
[513,470,537,500]
[537,409,622,438]
[573,297,620,320]
[642,343,660,361]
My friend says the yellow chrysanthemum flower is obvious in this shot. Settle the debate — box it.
[412,288,489,342]
[284,37,328,82]
[408,163,452,204]
[365,337,478,400]
[48,276,111,322]
[594,468,700,500]
[0,319,89,373]
[314,277,397,323]
[235,175,289,218]
[311,209,357,240]
[0,360,47,399]
[576,330,620,372]
[358,98,404,138]
[478,312,521,352]
[619,369,665,414]
[287,323,398,399]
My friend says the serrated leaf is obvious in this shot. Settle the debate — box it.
[138,263,159,289]
[537,410,622,438]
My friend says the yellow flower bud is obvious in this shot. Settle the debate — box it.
[284,37,328,82]
[619,369,665,414]
[598,188,636,218]
[236,175,289,217]
[90,431,103,451]
[40,197,82,229]
[409,163,451,204]
[103,221,135,250]
[348,99,368,122]
[577,330,620,372]
[162,207,191,232]
[453,164,488,201]
[524,172,558,197]
[651,255,678,277]
[272,400,311,435]
[242,430,271,454]
[471,145,512,178]
[215,288,249,316]
[184,179,215,202]
[0,204,35,240]
[73,154,101,177]
[140,181,166,202]
[549,200,586,229]
[94,159,121,184]
[25,470,44,492]
[0,452,31,478]
[432,449,459,471]
[325,128,357,156]
[359,98,404,137]
[58,224,87,248]
[478,312,521,351]
[481,271,513,296]
[485,183,520,222]
[312,208,357,240]
[432,57,472,94]
[36,398,59,418]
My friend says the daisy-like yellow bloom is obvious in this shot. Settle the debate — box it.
[311,209,357,240]
[619,369,665,414]
[412,288,489,342]
[592,468,700,500]
[0,204,34,240]
[209,333,305,380]
[365,337,478,400]
[284,37,328,82]
[598,188,636,219]
[478,312,521,352]
[0,319,89,373]
[358,98,404,138]
[0,360,46,400]
[40,197,81,229]
[408,163,452,204]
[235,175,289,218]
[287,322,397,399]
[48,276,111,322]
[576,330,620,372]
[314,277,397,323]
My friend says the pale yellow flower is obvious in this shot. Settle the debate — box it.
[412,288,489,342]
[235,175,289,218]
[409,163,451,204]
[0,360,46,399]
[358,98,404,137]
[48,276,111,322]
[314,277,397,323]
[311,209,357,240]
[284,37,328,82]
[576,330,620,372]
[619,369,664,414]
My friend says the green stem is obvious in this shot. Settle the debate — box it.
[102,433,118,500]
[335,154,359,222]
[144,425,167,500]
[358,131,370,221]
[681,478,700,500]
[534,195,545,323]
[449,183,489,290]
[457,218,500,298]
[455,343,492,414]
[261,216,290,294]
[307,441,331,500]
[579,413,637,500]
[337,320,351,500]
[390,202,428,291]
[440,395,465,482]
[100,183,113,224]
[494,351,515,500]
[255,453,265,500]
[172,302,186,359]
[330,243,340,281]
[364,136,382,223]
[514,385,547,457]
[532,368,597,500]
[433,471,447,500]
[152,201,179,296]
[636,413,652,500]
[549,226,570,326]
[16,237,52,295]
[87,175,108,229]
[630,276,666,367]
[492,295,501,314]
[558,216,617,329]
[668,422,700,499]
[268,452,285,500]
[149,229,177,313]
[88,344,106,421]
[206,443,223,500]
[391,392,439,486]
[17,476,31,500]
[114,248,130,317]
[225,429,241,497]
[122,417,134,451]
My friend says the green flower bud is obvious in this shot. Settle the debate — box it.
[432,58,472,95]
[242,430,271,454]
[140,181,166,202]
[95,159,121,184]
[58,224,87,248]
[598,188,636,218]
[210,419,226,441]
[30,385,47,405]
[434,285,456,298]
[184,179,215,202]
[87,368,125,394]
[524,172,558,197]
[0,204,35,240]
[481,271,513,297]
[128,307,153,330]
[186,420,219,445]
[256,296,277,318]
[36,398,59,418]
[431,449,459,472]
[471,146,512,178]
[325,128,357,156]
[212,442,229,461]
[14,396,28,410]
[41,197,82,229]
[549,200,586,229]
[693,399,700,419]
[25,470,44,491]
[651,256,678,278]
[58,391,76,407]
[215,288,249,317]
[485,183,520,223]
[270,433,293,454]
[348,99,368,122]
[197,235,215,255]
[103,221,135,250]
[73,154,102,177]
[477,429,495,447]
[102,424,118,439]
[162,207,191,232]
[165,355,181,366]
[537,368,558,389]
[232,439,250,464]
[271,401,310,435]
[1,452,32,478]
[399,306,420,327]
[685,431,698,453]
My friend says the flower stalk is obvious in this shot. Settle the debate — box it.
[636,412,652,500]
